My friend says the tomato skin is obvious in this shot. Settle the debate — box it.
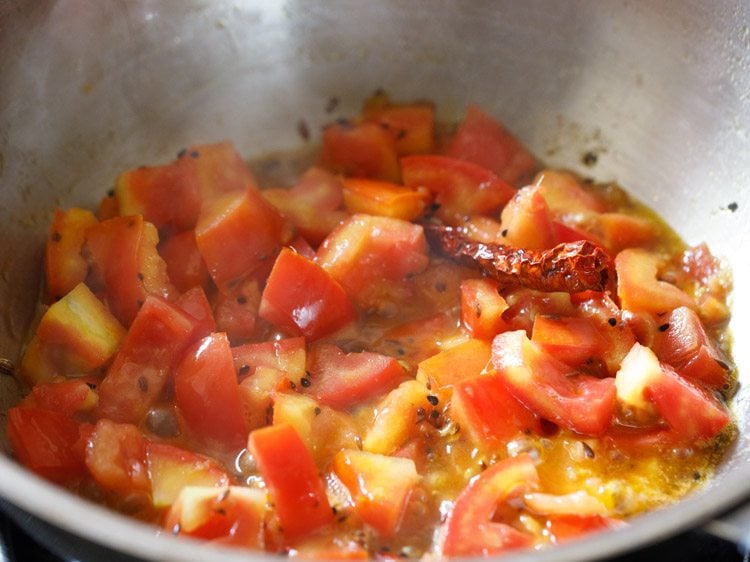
[85,419,150,499]
[97,296,198,425]
[195,188,290,288]
[460,278,510,340]
[115,157,201,233]
[20,283,126,384]
[174,333,248,450]
[491,330,616,436]
[247,423,334,541]
[7,406,85,483]
[232,337,307,381]
[644,363,730,442]
[319,121,401,183]
[317,214,429,308]
[499,185,555,249]
[653,306,731,389]
[445,105,536,187]
[305,343,406,410]
[259,248,356,341]
[400,154,515,224]
[450,373,541,450]
[159,230,212,294]
[443,454,538,557]
[332,449,420,538]
[45,207,98,303]
[262,167,346,247]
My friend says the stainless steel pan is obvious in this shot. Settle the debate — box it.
[1,1,749,560]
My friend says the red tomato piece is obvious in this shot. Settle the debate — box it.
[85,419,150,498]
[534,170,607,215]
[644,363,731,442]
[180,140,259,201]
[247,423,333,541]
[400,155,515,224]
[165,485,267,548]
[262,167,347,247]
[317,214,429,307]
[6,406,85,483]
[332,449,420,538]
[158,230,212,293]
[450,373,541,450]
[491,330,617,436]
[443,454,538,557]
[596,212,659,252]
[232,337,307,380]
[417,338,492,389]
[85,215,175,326]
[45,207,98,303]
[305,343,406,410]
[259,248,356,341]
[195,188,290,288]
[175,286,217,340]
[445,105,536,187]
[27,379,98,417]
[459,215,507,244]
[460,278,510,340]
[653,306,731,389]
[499,185,555,249]
[96,194,119,221]
[174,333,248,450]
[115,156,201,233]
[146,442,231,508]
[97,296,199,425]
[319,120,400,183]
[213,278,263,344]
[20,283,126,384]
[531,315,607,369]
[341,177,430,221]
[546,515,625,544]
[362,94,436,155]
[615,248,695,315]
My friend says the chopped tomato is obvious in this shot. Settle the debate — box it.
[615,248,695,315]
[158,230,212,293]
[546,515,625,544]
[596,213,659,252]
[165,485,267,548]
[20,283,126,384]
[317,214,429,307]
[333,449,420,538]
[499,185,555,249]
[416,338,491,389]
[6,406,85,483]
[319,120,400,182]
[449,373,541,450]
[304,343,406,409]
[459,215,507,244]
[341,177,430,221]
[247,423,333,541]
[443,454,538,557]
[653,306,731,389]
[115,156,201,233]
[84,419,150,499]
[179,141,259,201]
[213,278,263,344]
[445,105,536,186]
[362,93,435,155]
[259,248,356,340]
[400,155,515,224]
[262,167,347,247]
[232,337,307,381]
[97,296,198,425]
[174,333,248,450]
[175,286,216,340]
[195,188,290,288]
[26,379,98,417]
[534,170,606,215]
[460,278,510,339]
[491,331,617,436]
[85,214,175,326]
[531,315,607,370]
[45,207,98,303]
[146,442,231,508]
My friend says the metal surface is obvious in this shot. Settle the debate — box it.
[0,1,749,560]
